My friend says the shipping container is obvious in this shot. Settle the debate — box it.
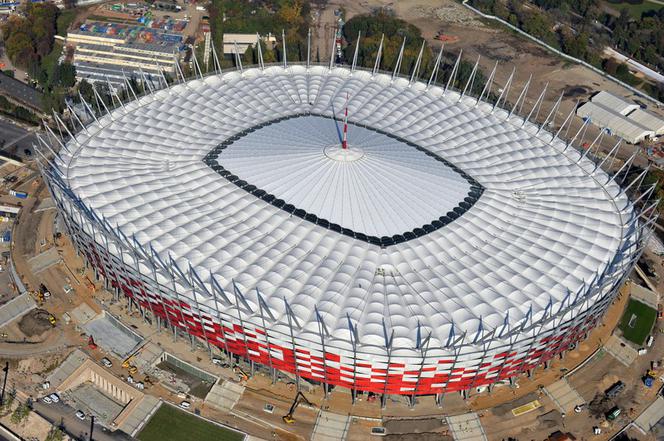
[9,190,27,199]
[0,204,19,217]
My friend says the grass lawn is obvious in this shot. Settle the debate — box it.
[137,404,245,441]
[619,298,657,345]
[604,0,664,18]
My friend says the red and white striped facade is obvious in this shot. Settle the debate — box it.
[40,61,653,397]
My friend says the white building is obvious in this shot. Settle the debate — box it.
[629,108,664,136]
[576,91,664,143]
[222,33,276,55]
[590,90,640,115]
[577,101,653,144]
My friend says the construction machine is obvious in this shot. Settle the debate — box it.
[233,366,249,382]
[122,342,149,375]
[282,392,313,425]
[121,354,138,374]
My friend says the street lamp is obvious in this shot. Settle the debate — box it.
[0,362,8,406]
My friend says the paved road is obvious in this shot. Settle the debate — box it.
[0,117,38,159]
[0,71,44,111]
[32,400,133,441]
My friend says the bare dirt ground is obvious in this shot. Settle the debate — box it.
[17,309,53,337]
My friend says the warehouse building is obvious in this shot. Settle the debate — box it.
[629,108,664,136]
[576,91,664,144]
[222,33,276,55]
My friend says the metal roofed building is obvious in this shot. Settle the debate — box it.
[222,33,259,54]
[39,53,654,402]
[590,90,640,115]
[576,101,653,144]
[222,33,276,55]
[628,108,664,136]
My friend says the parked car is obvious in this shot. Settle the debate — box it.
[48,393,59,403]
[605,381,625,398]
[75,410,86,420]
[180,401,191,409]
[101,358,112,368]
[42,396,52,404]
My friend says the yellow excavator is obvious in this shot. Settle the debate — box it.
[282,392,313,425]
[122,347,144,375]
[233,366,249,382]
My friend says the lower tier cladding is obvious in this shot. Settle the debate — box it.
[74,234,607,395]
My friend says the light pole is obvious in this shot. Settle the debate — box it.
[0,362,8,406]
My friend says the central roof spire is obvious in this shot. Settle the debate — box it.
[342,92,349,149]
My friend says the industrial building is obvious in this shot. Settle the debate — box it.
[67,21,184,88]
[576,91,664,143]
[222,33,276,55]
[39,53,653,402]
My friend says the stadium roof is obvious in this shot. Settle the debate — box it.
[60,65,634,348]
[207,115,479,239]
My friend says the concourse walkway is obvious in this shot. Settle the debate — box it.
[446,412,487,441]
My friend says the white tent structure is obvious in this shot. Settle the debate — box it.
[577,91,664,143]
[38,45,653,402]
[591,90,640,115]
[577,101,653,143]
[629,108,664,136]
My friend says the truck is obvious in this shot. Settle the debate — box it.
[605,381,625,398]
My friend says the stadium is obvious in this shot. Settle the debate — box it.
[39,51,653,400]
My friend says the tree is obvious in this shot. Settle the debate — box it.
[45,427,65,441]
[51,62,76,88]
[561,31,589,59]
[1,3,58,68]
[10,402,30,425]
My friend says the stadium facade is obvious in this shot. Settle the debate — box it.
[38,46,656,401]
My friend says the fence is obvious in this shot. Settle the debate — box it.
[461,0,664,108]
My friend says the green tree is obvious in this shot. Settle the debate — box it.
[10,402,30,425]
[51,63,76,88]
[45,427,65,441]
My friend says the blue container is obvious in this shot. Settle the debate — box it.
[9,190,27,199]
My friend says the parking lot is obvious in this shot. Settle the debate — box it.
[33,399,132,441]
[66,382,125,426]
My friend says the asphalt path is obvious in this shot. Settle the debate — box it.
[0,117,38,160]
[0,72,44,110]
[32,400,133,441]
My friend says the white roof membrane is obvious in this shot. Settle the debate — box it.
[211,115,475,238]
[61,66,633,347]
